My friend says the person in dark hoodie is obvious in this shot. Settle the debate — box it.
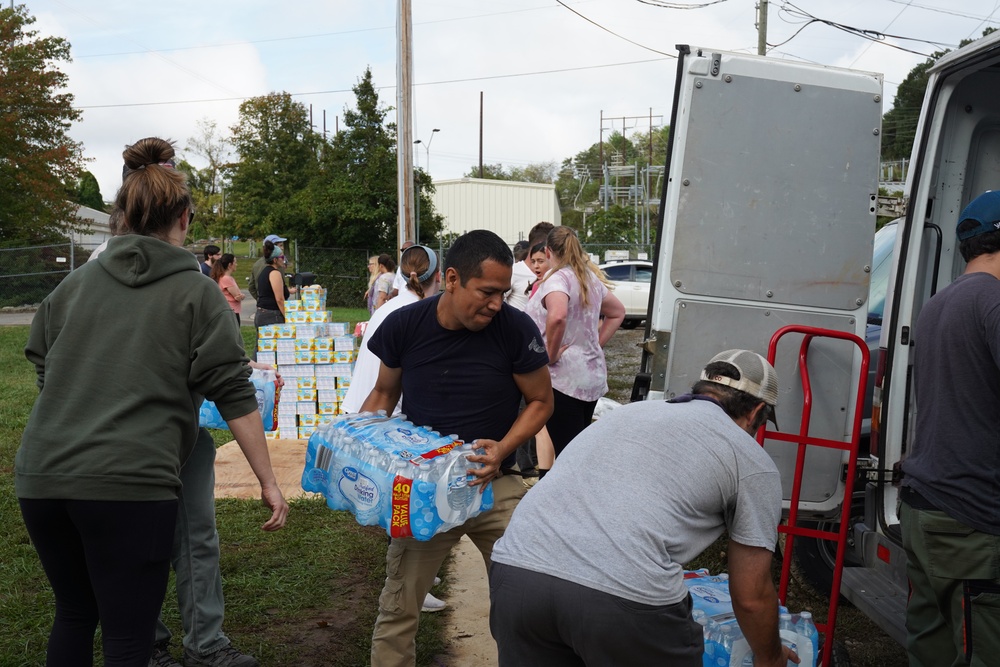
[15,137,289,666]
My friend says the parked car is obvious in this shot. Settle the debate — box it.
[599,260,652,329]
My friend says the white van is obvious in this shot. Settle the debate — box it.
[636,32,1000,651]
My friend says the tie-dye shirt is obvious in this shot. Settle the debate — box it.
[527,266,609,402]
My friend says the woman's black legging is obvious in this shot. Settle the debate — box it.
[19,498,177,666]
[546,389,598,458]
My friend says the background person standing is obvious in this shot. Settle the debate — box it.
[15,137,287,666]
[900,189,1000,667]
[248,233,286,301]
[211,253,244,325]
[200,244,220,276]
[526,226,624,467]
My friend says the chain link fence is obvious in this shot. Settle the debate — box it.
[1,240,660,312]
[296,246,374,309]
[0,242,105,309]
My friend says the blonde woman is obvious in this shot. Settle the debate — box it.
[526,226,625,466]
[363,255,379,313]
[371,254,396,313]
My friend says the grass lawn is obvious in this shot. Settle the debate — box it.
[0,324,447,666]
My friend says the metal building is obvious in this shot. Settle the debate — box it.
[430,178,561,244]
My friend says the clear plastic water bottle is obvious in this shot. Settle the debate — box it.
[778,613,799,667]
[703,619,718,666]
[715,624,733,667]
[795,611,818,667]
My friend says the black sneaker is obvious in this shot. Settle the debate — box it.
[184,645,259,667]
[150,641,182,667]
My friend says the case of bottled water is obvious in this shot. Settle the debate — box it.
[301,412,494,540]
[685,570,817,667]
[199,367,278,431]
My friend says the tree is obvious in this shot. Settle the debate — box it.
[184,118,230,234]
[462,161,556,183]
[584,205,641,245]
[464,162,512,180]
[881,28,996,161]
[74,171,104,212]
[0,6,85,247]
[226,92,321,239]
[175,160,214,240]
[303,67,443,249]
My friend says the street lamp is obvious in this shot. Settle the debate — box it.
[413,129,439,243]
[414,128,440,173]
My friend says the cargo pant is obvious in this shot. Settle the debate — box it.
[155,428,232,656]
[900,501,1000,667]
[370,474,526,667]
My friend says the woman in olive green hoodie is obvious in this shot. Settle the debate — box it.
[15,138,289,666]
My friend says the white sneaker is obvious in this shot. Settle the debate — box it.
[433,576,442,586]
[421,592,447,613]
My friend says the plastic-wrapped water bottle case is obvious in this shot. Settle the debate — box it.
[301,412,494,540]
[199,368,278,431]
[686,570,817,667]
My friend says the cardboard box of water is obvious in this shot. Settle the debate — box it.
[301,412,494,540]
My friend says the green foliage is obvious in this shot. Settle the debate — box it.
[881,27,997,161]
[304,69,399,249]
[183,119,230,237]
[0,6,85,247]
[226,93,322,240]
[462,161,557,183]
[74,171,105,212]
[584,205,642,245]
[555,127,670,219]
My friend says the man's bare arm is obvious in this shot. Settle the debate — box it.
[727,540,799,667]
[359,362,403,414]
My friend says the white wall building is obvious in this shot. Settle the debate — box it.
[68,204,112,246]
[429,178,561,245]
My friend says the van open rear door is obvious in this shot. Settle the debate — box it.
[637,46,882,517]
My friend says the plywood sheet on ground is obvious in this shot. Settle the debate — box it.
[214,439,315,500]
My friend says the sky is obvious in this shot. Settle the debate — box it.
[24,0,1000,203]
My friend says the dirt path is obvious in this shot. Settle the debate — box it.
[434,536,497,667]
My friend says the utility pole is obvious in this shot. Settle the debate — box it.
[756,0,768,56]
[479,92,484,179]
[396,0,416,251]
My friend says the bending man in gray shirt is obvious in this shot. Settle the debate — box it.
[490,349,796,667]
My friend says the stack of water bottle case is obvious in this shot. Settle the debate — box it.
[254,286,358,440]
[686,570,819,667]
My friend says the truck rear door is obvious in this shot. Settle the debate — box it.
[639,46,882,516]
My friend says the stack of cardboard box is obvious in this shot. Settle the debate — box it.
[255,286,357,440]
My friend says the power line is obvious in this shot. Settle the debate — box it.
[554,0,677,57]
[75,57,673,110]
[771,2,957,58]
[884,0,1000,24]
[634,0,730,8]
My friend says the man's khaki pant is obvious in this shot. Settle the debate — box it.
[370,475,525,667]
[901,501,1000,667]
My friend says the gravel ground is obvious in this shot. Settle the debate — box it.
[601,327,907,666]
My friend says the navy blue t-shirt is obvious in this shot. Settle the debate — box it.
[367,294,548,465]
